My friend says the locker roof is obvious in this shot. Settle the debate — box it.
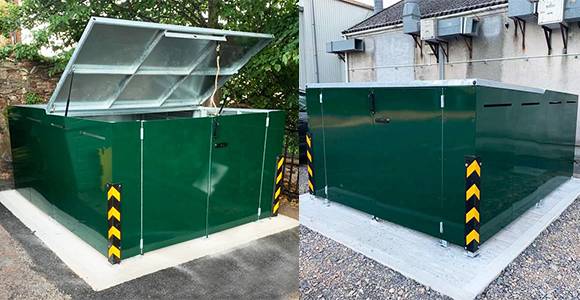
[307,79,557,95]
[46,17,273,116]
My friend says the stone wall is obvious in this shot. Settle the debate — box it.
[0,60,59,181]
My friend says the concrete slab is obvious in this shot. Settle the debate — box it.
[299,178,580,300]
[0,189,299,292]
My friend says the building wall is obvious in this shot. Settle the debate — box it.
[347,30,415,82]
[299,0,373,89]
[347,7,580,94]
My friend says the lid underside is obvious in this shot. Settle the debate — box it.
[47,17,272,116]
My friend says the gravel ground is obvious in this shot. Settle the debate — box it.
[477,199,580,300]
[300,199,580,300]
[299,226,448,300]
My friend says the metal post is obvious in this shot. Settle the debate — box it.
[310,0,320,83]
[438,44,445,80]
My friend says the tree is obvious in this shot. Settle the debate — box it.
[0,0,298,130]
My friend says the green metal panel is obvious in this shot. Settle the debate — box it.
[315,87,376,213]
[306,81,577,248]
[474,86,577,243]
[440,86,477,245]
[109,120,141,258]
[258,111,286,220]
[371,87,443,239]
[142,117,211,253]
[305,89,325,196]
[9,106,113,256]
[207,113,268,234]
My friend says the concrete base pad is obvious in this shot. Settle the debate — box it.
[0,189,298,291]
[299,178,580,300]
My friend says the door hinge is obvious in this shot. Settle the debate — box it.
[140,238,143,250]
[140,127,144,140]
[319,93,323,104]
[258,207,261,216]
[439,221,444,234]
[265,116,270,128]
[440,94,445,108]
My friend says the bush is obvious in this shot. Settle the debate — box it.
[24,91,44,105]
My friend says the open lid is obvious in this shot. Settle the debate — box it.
[46,17,273,116]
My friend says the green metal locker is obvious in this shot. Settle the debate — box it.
[8,17,285,263]
[306,79,577,253]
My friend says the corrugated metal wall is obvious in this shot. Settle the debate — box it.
[299,0,373,90]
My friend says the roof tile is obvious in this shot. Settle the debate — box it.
[344,0,508,34]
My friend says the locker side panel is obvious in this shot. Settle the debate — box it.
[440,86,477,246]
[475,87,574,243]
[305,88,325,196]
[9,106,114,257]
[111,120,142,258]
[259,110,286,219]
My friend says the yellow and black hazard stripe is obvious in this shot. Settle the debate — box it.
[465,156,481,254]
[306,132,315,194]
[106,183,121,264]
[272,156,285,216]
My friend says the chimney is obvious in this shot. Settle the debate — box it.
[374,0,383,14]
[402,0,421,35]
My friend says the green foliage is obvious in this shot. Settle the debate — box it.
[24,91,43,105]
[220,0,299,130]
[0,0,298,129]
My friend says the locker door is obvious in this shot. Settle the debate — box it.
[319,88,376,215]
[142,118,211,253]
[370,87,443,238]
[206,113,267,234]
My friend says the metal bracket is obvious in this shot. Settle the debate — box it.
[411,34,423,57]
[512,17,526,50]
[560,23,569,54]
[542,26,553,55]
[426,40,449,63]
[465,250,480,258]
[462,36,473,59]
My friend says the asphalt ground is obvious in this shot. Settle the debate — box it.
[0,202,299,299]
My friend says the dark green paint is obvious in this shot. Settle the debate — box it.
[307,84,577,247]
[8,106,284,259]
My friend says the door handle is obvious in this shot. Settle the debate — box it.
[212,118,219,138]
[368,91,376,115]
[374,117,390,124]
